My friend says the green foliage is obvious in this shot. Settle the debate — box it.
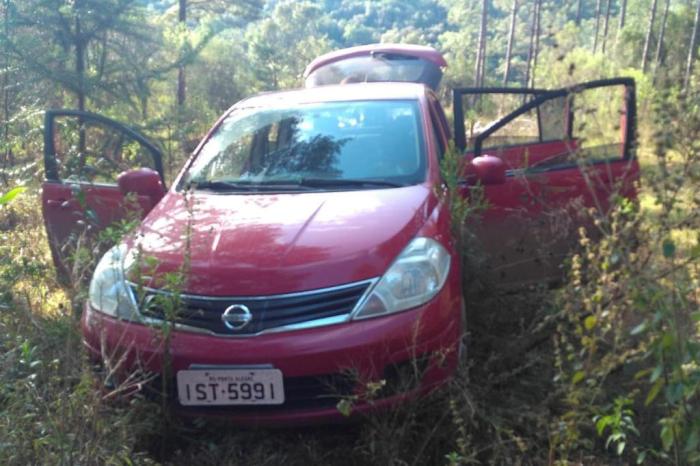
[552,90,700,464]
[593,396,640,456]
[1,0,697,191]
[0,194,156,465]
[439,141,485,240]
[0,186,25,206]
[245,1,333,91]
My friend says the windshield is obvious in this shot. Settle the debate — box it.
[305,55,443,90]
[181,100,426,191]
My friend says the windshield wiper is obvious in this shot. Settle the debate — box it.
[296,178,406,189]
[188,180,308,192]
[187,178,405,192]
[188,180,256,191]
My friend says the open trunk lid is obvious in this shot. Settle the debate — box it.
[303,43,446,90]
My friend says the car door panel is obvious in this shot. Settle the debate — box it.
[456,78,639,288]
[42,183,155,247]
[467,159,638,287]
[41,110,164,279]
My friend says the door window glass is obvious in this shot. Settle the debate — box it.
[461,93,542,151]
[538,96,568,141]
[428,97,447,158]
[430,116,445,158]
[473,85,628,169]
[469,95,568,151]
[485,108,540,149]
[52,116,158,183]
[570,85,627,163]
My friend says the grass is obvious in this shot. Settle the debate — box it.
[2,118,699,464]
[0,192,565,465]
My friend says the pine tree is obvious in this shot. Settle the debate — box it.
[616,0,627,48]
[3,0,152,111]
[593,0,602,52]
[525,0,541,87]
[684,0,700,91]
[601,0,612,53]
[474,0,488,87]
[1,0,12,180]
[575,0,583,25]
[653,0,671,77]
[503,0,518,85]
[178,0,186,106]
[531,0,542,87]
[642,0,658,72]
[618,0,627,30]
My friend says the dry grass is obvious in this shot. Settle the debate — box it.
[0,193,570,465]
[2,117,697,465]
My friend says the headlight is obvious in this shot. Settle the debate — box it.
[88,244,139,320]
[353,237,451,319]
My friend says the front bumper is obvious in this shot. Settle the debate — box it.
[81,283,462,426]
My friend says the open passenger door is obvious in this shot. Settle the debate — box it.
[42,110,166,281]
[454,78,639,287]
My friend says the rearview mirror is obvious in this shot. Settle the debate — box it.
[117,168,165,211]
[468,155,506,185]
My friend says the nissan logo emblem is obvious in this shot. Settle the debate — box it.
[221,304,252,330]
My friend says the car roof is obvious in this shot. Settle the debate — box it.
[232,82,428,109]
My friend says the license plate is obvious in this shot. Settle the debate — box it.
[176,367,285,406]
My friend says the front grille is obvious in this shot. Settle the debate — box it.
[133,281,372,335]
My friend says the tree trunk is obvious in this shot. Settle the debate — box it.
[503,0,518,85]
[531,0,542,87]
[74,2,86,164]
[601,0,612,53]
[575,0,583,25]
[474,0,488,87]
[75,17,85,112]
[524,0,537,88]
[684,0,700,91]
[177,0,186,106]
[593,0,602,52]
[479,3,487,87]
[478,35,486,87]
[653,0,670,74]
[618,0,627,30]
[616,0,627,48]
[1,0,11,179]
[641,0,658,73]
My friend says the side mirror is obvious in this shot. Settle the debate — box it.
[117,168,166,212]
[468,155,506,185]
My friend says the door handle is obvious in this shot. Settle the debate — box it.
[46,199,73,209]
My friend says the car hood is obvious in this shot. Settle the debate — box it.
[131,185,437,296]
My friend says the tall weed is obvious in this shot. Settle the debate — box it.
[552,92,700,464]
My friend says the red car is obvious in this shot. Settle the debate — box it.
[41,44,639,425]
